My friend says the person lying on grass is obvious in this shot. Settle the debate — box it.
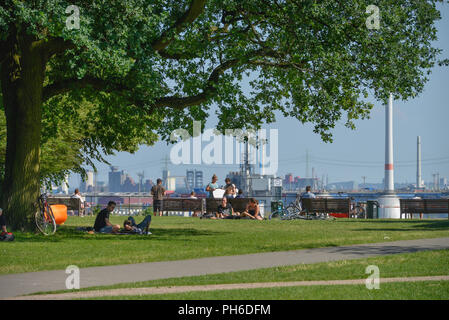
[122,215,152,235]
[93,201,120,234]
[241,198,263,220]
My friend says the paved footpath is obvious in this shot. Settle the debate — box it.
[1,237,448,299]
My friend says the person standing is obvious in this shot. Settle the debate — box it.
[224,177,236,199]
[205,174,219,198]
[151,178,166,216]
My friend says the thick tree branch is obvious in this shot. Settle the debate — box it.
[43,47,306,111]
[43,57,240,111]
[158,49,197,60]
[249,60,310,72]
[42,76,125,101]
[151,0,207,52]
[153,58,240,109]
[43,37,76,60]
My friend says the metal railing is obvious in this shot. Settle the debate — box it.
[84,194,153,216]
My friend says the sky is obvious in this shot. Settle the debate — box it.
[69,3,449,190]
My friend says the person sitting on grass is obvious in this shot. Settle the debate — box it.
[189,191,202,217]
[0,208,14,241]
[216,197,239,219]
[241,198,263,220]
[93,201,120,234]
[200,197,230,220]
[123,215,152,235]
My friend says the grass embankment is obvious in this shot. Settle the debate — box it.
[33,248,449,297]
[88,281,449,300]
[1,216,448,274]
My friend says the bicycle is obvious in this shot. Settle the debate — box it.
[349,202,366,219]
[35,193,57,235]
[304,212,336,221]
[269,196,336,221]
[269,199,306,220]
[353,204,366,219]
[268,206,288,220]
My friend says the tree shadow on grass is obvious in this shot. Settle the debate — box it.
[12,226,228,243]
[342,219,449,232]
[323,243,446,257]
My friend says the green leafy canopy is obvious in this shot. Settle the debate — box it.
[0,0,447,183]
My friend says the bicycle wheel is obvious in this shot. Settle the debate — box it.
[269,209,284,220]
[280,205,294,220]
[35,202,57,235]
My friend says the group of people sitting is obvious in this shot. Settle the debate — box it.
[91,201,152,235]
[202,197,264,220]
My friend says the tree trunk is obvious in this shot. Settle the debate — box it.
[1,28,45,231]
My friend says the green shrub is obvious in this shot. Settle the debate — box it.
[141,207,153,216]
[92,205,102,216]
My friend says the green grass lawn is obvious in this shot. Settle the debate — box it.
[31,248,449,296]
[86,281,449,300]
[1,215,449,275]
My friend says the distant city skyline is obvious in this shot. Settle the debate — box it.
[69,3,449,191]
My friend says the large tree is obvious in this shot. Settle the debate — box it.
[0,0,447,230]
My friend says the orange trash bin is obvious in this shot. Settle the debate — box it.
[50,204,68,225]
[329,213,349,218]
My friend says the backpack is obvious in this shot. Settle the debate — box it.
[0,232,14,241]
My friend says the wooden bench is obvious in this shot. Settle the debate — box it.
[205,198,221,214]
[205,198,251,214]
[229,198,251,213]
[47,197,83,215]
[302,198,351,218]
[161,198,204,216]
[400,199,449,219]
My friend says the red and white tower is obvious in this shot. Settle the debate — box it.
[378,93,401,219]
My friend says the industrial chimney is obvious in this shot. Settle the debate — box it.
[384,94,394,192]
[377,93,401,218]
[417,136,422,189]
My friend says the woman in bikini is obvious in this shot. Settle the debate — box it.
[241,198,263,220]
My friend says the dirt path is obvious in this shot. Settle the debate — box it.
[8,275,449,300]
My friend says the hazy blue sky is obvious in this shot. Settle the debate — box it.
[69,3,449,189]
